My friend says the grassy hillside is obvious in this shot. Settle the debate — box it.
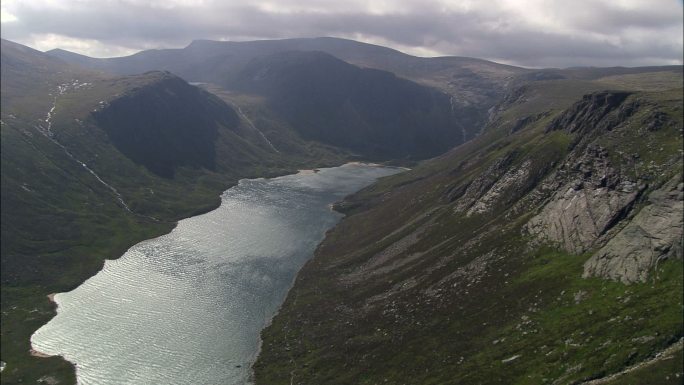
[254,74,683,384]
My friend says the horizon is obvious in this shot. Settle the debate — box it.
[1,0,682,68]
[5,36,684,71]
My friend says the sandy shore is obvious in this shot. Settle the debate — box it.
[296,169,319,175]
[47,293,56,303]
[346,161,411,170]
[29,348,52,358]
[298,162,409,176]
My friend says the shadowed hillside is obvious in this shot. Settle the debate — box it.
[232,51,464,160]
[47,37,529,141]
[93,72,239,177]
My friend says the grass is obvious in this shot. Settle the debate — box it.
[254,77,684,385]
[601,347,683,385]
[595,70,683,92]
[468,250,683,385]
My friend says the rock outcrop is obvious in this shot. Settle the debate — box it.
[526,144,643,254]
[583,175,683,283]
[466,160,532,216]
[545,91,632,135]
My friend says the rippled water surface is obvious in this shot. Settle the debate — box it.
[32,164,400,385]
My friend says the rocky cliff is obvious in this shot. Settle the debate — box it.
[583,174,683,284]
[526,91,683,284]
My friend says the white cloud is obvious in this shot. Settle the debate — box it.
[1,0,18,23]
[23,33,139,57]
[1,9,18,23]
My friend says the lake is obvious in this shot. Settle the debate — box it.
[31,163,401,385]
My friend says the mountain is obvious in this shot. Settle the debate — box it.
[48,38,683,146]
[50,39,476,160]
[253,70,684,384]
[231,50,464,159]
[92,72,238,177]
[47,37,529,141]
[45,36,518,84]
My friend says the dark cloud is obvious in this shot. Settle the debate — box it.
[1,0,682,67]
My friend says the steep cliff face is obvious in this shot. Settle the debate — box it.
[527,120,642,254]
[526,91,683,283]
[255,78,683,384]
[583,174,683,284]
[543,91,633,135]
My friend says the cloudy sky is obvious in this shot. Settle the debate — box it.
[1,0,682,68]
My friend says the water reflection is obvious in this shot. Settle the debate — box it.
[32,163,401,385]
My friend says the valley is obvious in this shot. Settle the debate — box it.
[30,163,400,385]
[0,36,682,385]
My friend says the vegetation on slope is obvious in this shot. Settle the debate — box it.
[254,74,683,384]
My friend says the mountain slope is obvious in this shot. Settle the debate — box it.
[254,73,684,384]
[92,72,238,177]
[232,50,464,159]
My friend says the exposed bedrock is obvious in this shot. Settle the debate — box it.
[525,144,643,254]
[583,174,683,283]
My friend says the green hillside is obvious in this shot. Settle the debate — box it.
[254,73,684,384]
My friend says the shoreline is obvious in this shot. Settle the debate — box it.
[29,293,60,359]
[26,159,392,383]
[249,163,407,382]
[29,349,52,358]
[297,161,395,175]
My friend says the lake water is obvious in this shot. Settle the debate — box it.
[31,163,401,385]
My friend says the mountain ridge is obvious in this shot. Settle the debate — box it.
[44,37,528,141]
